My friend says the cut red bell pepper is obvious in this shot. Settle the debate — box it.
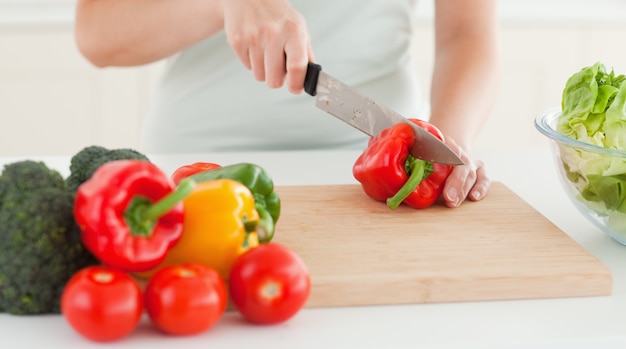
[74,160,192,272]
[352,118,453,209]
[171,162,222,185]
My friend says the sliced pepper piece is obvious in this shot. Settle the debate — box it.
[188,162,280,242]
[352,119,453,209]
[74,160,190,272]
[138,179,260,281]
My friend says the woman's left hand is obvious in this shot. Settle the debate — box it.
[440,138,490,208]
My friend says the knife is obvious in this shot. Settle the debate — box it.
[303,62,464,166]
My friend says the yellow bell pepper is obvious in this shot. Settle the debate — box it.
[137,178,260,280]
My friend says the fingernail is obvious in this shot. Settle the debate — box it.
[447,188,457,202]
[471,191,482,200]
[446,188,461,207]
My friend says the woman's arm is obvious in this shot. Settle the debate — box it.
[74,0,223,67]
[74,0,312,92]
[428,0,501,207]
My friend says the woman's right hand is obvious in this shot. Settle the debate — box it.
[221,0,314,94]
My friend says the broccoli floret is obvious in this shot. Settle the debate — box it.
[66,145,150,193]
[0,161,99,315]
[1,160,65,193]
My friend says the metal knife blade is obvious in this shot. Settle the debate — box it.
[304,62,464,165]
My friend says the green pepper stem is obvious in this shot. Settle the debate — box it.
[255,207,274,243]
[386,158,426,210]
[142,177,196,221]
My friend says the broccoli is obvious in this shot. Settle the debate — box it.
[0,161,99,315]
[66,145,150,193]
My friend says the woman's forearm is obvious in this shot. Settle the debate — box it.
[75,0,223,67]
[428,0,500,151]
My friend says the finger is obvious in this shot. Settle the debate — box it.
[264,37,286,89]
[232,46,252,70]
[441,141,476,207]
[249,44,266,82]
[284,31,310,94]
[307,41,315,64]
[468,160,490,201]
[443,165,472,208]
[226,27,252,70]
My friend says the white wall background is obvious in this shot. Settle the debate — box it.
[1,0,626,156]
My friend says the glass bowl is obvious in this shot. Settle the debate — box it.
[535,108,626,245]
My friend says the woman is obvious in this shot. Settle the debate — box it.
[74,0,499,207]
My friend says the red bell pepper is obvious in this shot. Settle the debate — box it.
[171,162,222,185]
[352,119,453,209]
[74,160,193,272]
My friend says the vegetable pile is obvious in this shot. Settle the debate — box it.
[556,62,626,228]
[0,146,311,342]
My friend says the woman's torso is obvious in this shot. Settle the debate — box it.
[141,0,422,153]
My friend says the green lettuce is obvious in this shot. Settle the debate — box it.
[557,62,626,216]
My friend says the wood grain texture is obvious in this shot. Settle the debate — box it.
[272,182,612,307]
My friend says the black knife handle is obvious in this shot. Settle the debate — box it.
[304,62,322,96]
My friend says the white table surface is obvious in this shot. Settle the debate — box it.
[3,145,626,349]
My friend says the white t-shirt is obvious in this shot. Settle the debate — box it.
[141,0,423,153]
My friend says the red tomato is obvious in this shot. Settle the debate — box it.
[229,243,310,324]
[144,263,228,335]
[61,266,143,342]
[171,162,221,185]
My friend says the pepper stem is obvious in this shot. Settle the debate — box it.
[254,207,274,243]
[142,177,196,221]
[386,157,427,210]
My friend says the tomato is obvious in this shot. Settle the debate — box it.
[144,263,228,335]
[61,266,143,342]
[171,162,221,185]
[229,243,310,324]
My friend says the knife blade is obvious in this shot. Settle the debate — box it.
[304,62,464,166]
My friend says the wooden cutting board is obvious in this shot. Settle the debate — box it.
[272,182,612,307]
